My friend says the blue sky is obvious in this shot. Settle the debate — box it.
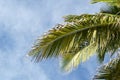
[0,0,103,80]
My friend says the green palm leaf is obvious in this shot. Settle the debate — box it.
[93,54,120,80]
[28,13,120,71]
[100,6,120,15]
[61,41,98,72]
[91,0,120,7]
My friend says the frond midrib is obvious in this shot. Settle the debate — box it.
[42,22,116,48]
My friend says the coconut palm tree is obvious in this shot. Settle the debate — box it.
[28,0,120,79]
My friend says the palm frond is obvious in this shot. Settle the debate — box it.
[93,53,120,80]
[100,6,120,15]
[91,0,120,7]
[61,40,98,72]
[28,13,120,69]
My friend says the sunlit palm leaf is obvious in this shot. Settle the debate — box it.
[29,13,120,71]
[62,13,120,62]
[93,54,120,80]
[91,0,120,7]
[61,41,98,72]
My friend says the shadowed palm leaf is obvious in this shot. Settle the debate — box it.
[91,0,120,7]
[93,54,120,80]
[101,6,120,15]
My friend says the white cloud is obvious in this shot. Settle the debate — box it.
[0,0,102,80]
[0,0,50,80]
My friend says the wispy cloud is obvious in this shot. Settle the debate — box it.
[0,0,102,80]
[0,0,50,80]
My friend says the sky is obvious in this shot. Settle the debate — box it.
[0,0,104,80]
